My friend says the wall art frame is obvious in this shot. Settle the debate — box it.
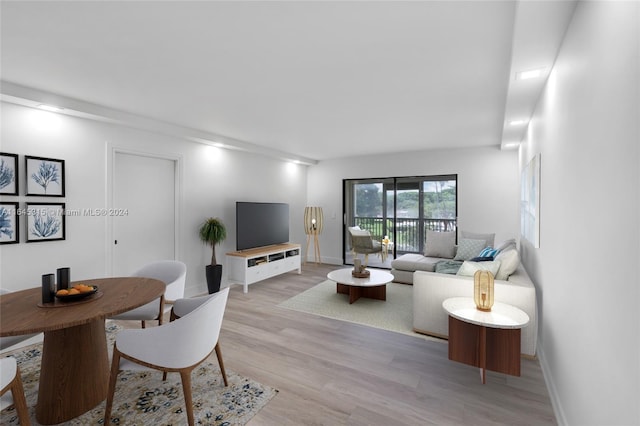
[0,152,19,196]
[25,155,65,197]
[25,202,66,242]
[0,202,20,244]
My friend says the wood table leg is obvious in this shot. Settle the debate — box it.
[447,316,522,384]
[479,325,487,384]
[336,283,386,304]
[36,319,110,424]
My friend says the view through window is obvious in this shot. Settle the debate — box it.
[343,175,457,268]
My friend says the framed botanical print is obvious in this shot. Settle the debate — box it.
[0,152,19,196]
[25,202,65,242]
[0,202,19,244]
[25,155,65,197]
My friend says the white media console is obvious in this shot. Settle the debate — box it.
[226,243,301,293]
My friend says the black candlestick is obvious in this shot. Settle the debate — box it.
[56,267,70,290]
[42,274,55,304]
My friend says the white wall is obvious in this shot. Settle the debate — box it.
[0,102,308,296]
[307,146,520,264]
[520,2,639,425]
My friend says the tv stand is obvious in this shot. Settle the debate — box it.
[226,243,301,293]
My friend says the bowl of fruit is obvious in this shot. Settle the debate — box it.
[55,284,98,301]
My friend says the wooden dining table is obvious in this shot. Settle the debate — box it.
[0,276,165,425]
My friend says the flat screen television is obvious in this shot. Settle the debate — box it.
[236,202,290,251]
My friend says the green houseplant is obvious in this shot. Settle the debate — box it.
[199,217,227,294]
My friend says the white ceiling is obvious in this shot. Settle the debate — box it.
[0,1,576,163]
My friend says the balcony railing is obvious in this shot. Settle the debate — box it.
[353,217,457,253]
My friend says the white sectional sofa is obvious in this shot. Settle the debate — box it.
[412,264,538,357]
[389,229,538,357]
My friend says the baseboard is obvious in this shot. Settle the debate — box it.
[537,341,568,426]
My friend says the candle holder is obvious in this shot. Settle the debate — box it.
[473,270,494,312]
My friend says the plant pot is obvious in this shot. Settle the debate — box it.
[205,264,223,294]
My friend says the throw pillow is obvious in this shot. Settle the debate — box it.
[495,248,520,280]
[470,256,495,262]
[423,230,456,258]
[453,238,486,261]
[478,247,499,258]
[460,230,495,249]
[456,260,501,277]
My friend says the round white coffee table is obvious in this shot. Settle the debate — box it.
[327,268,394,304]
[443,297,529,384]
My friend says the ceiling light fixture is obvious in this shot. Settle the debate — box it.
[503,142,521,149]
[516,68,546,81]
[37,104,64,112]
[508,120,526,126]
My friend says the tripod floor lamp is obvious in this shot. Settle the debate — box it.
[304,207,323,264]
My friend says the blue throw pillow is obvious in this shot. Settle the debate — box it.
[478,247,499,258]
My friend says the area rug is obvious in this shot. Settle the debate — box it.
[278,279,443,342]
[0,322,278,425]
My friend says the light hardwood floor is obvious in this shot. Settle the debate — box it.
[217,263,556,426]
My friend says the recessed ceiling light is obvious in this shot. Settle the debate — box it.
[503,142,521,149]
[37,104,64,112]
[509,120,526,126]
[516,68,545,80]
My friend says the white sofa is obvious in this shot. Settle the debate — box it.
[412,264,538,357]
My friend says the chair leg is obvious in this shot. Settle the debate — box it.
[103,348,122,426]
[214,342,228,386]
[158,295,165,326]
[179,370,195,426]
[11,367,31,426]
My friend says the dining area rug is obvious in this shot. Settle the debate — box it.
[278,279,443,342]
[0,323,278,425]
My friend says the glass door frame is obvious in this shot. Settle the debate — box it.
[343,174,458,266]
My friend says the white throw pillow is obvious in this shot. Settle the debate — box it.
[423,230,456,258]
[496,238,517,252]
[453,238,486,261]
[495,248,520,280]
[456,260,501,277]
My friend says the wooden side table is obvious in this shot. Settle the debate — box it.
[442,297,529,384]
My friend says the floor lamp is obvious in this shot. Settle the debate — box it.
[304,207,323,264]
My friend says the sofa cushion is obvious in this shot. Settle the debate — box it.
[453,238,486,261]
[391,254,441,272]
[460,230,495,248]
[423,230,456,258]
[495,248,520,280]
[457,260,502,277]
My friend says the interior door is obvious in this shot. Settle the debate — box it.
[113,152,176,276]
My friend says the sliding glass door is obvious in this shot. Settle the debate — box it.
[343,175,457,268]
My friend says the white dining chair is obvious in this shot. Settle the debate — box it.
[104,287,229,426]
[0,357,31,426]
[167,292,229,386]
[0,289,40,352]
[110,260,187,328]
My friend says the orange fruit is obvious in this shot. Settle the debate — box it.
[68,288,80,295]
[56,289,69,296]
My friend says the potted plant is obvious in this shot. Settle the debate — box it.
[199,217,227,294]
